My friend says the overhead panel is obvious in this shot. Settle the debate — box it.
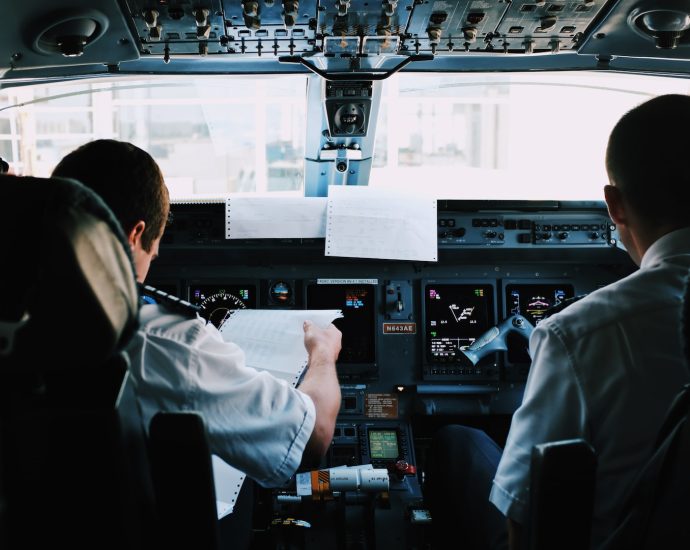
[124,0,224,56]
[494,0,609,53]
[402,0,509,54]
[316,0,416,53]
[221,0,318,56]
[124,0,317,57]
[121,0,615,60]
[403,0,610,54]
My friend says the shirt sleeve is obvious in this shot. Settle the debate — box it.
[189,322,316,487]
[129,307,316,488]
[489,319,588,523]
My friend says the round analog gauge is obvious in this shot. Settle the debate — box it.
[269,280,292,305]
[199,292,246,328]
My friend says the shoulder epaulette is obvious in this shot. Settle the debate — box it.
[139,284,202,319]
[542,294,588,319]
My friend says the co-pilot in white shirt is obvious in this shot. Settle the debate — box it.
[490,227,690,548]
[126,305,316,488]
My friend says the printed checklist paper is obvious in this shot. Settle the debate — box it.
[325,188,437,262]
[212,308,343,518]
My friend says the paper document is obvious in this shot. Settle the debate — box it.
[324,188,437,262]
[220,308,343,384]
[226,197,328,239]
[213,455,245,519]
[212,308,343,517]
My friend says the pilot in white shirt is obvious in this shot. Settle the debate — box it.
[490,226,690,547]
[128,302,317,487]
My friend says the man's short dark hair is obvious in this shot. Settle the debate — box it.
[606,94,690,228]
[52,139,170,252]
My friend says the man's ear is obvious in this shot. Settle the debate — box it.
[127,220,146,247]
[604,184,627,226]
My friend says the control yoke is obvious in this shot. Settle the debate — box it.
[459,314,535,367]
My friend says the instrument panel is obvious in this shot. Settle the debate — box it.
[153,274,599,384]
[149,200,633,393]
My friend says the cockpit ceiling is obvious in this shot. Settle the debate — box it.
[4,0,690,79]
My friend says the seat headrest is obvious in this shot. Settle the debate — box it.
[0,175,139,369]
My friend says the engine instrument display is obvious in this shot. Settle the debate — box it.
[189,284,256,328]
[306,283,375,364]
[423,282,495,364]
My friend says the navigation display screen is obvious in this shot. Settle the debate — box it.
[424,282,495,364]
[306,283,375,364]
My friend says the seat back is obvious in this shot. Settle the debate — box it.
[0,358,157,548]
[0,175,155,548]
[527,438,597,550]
[148,411,221,550]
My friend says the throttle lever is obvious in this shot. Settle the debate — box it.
[458,314,535,367]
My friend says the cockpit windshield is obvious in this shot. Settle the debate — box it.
[1,70,687,201]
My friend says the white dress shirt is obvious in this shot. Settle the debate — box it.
[490,227,690,547]
[126,304,316,488]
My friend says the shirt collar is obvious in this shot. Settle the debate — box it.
[640,227,690,269]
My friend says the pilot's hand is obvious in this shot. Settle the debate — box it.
[303,320,342,364]
[300,321,342,462]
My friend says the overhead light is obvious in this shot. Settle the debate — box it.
[630,7,690,49]
[30,10,107,57]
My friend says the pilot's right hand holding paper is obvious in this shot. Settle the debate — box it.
[218,309,343,385]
